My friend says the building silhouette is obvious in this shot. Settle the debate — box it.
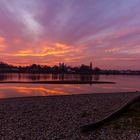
[90,62,93,70]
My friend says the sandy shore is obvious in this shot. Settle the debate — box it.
[0,92,139,139]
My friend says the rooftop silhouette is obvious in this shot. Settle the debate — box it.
[0,62,140,75]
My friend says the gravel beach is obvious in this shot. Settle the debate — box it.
[0,92,139,140]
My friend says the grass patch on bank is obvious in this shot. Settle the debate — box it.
[108,101,140,130]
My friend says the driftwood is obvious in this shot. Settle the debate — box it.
[80,93,140,133]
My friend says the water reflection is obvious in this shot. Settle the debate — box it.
[0,74,8,81]
[0,73,100,82]
[0,74,140,99]
[0,85,67,98]
[93,75,100,81]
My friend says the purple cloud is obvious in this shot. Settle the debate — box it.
[0,0,140,69]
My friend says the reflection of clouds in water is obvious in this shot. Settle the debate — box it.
[63,85,83,90]
[0,75,140,98]
[99,85,139,92]
[120,87,139,91]
[0,86,66,98]
[0,92,6,98]
[93,75,100,81]
[101,86,116,89]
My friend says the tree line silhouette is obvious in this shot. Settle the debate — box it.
[0,62,99,74]
[0,62,140,75]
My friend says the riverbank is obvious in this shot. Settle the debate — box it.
[0,92,139,139]
[88,99,140,140]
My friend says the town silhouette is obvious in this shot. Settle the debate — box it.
[0,62,140,75]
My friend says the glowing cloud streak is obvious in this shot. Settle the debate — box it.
[0,0,140,69]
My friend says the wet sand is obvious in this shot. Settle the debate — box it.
[0,92,139,139]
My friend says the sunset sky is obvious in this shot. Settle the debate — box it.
[0,0,140,69]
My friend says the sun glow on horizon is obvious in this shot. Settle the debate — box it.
[0,0,140,69]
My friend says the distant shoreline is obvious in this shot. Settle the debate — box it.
[0,72,140,75]
[0,80,115,84]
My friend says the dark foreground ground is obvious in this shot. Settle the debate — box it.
[0,92,140,140]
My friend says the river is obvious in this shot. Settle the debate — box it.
[0,73,140,98]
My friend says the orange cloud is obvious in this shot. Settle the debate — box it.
[14,42,82,58]
[0,36,8,51]
[12,38,22,45]
[63,56,85,62]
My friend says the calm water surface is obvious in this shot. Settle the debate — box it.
[0,73,140,98]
